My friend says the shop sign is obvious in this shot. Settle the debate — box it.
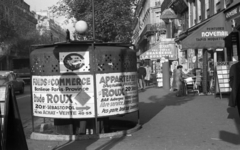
[140,42,177,60]
[225,4,240,20]
[32,75,95,118]
[196,27,229,42]
[96,72,139,117]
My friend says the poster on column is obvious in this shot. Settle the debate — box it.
[32,75,95,118]
[96,72,139,117]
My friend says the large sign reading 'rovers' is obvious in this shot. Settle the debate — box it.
[96,72,139,117]
[32,75,94,118]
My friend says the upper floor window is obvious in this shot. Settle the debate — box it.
[216,1,221,13]
[225,0,233,7]
[155,0,161,7]
[205,0,210,18]
[205,0,209,10]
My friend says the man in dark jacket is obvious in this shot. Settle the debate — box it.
[229,61,240,117]
[138,62,146,90]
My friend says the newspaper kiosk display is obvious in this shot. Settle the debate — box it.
[30,41,139,135]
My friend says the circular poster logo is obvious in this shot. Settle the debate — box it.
[63,53,85,71]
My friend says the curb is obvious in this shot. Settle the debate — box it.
[30,123,142,141]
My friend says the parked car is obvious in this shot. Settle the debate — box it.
[0,71,25,94]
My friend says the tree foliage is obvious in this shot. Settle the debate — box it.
[0,20,18,44]
[0,19,53,58]
[50,0,139,43]
[10,31,53,57]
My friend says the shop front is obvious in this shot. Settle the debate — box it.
[177,11,232,95]
[140,39,177,88]
[224,1,240,62]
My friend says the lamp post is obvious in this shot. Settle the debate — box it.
[92,0,95,41]
[160,8,177,91]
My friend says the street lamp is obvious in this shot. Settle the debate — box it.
[160,8,177,90]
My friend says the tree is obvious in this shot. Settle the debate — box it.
[0,20,19,60]
[9,31,54,57]
[50,0,139,43]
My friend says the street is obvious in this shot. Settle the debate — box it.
[24,87,240,150]
[16,85,32,126]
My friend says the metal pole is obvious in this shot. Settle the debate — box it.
[92,0,95,42]
[92,0,98,134]
[29,48,34,133]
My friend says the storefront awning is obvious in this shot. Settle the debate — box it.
[140,40,177,60]
[180,11,232,50]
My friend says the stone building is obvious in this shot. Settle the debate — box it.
[161,0,239,94]
[132,0,166,59]
[35,10,66,44]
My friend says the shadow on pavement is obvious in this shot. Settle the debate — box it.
[53,139,97,150]
[44,87,196,150]
[219,107,240,145]
[139,88,195,124]
[53,136,125,150]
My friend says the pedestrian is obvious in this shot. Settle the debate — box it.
[145,64,151,86]
[172,67,178,91]
[138,62,146,90]
[175,65,187,97]
[229,61,240,117]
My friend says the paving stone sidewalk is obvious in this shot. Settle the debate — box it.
[26,87,240,150]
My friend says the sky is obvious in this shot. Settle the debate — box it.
[24,0,60,12]
[24,0,75,34]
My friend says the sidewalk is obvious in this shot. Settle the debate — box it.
[26,87,240,150]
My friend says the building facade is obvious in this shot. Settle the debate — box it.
[161,0,239,94]
[0,0,37,70]
[35,10,66,43]
[132,0,166,58]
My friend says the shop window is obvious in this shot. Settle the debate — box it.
[217,51,224,62]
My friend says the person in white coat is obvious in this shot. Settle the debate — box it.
[145,64,151,86]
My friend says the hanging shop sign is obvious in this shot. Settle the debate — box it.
[32,75,95,118]
[140,41,177,60]
[96,72,139,117]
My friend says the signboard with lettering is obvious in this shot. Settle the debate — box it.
[140,41,177,60]
[216,65,231,93]
[96,72,139,117]
[225,3,240,20]
[32,75,95,118]
[197,27,229,42]
[181,12,231,49]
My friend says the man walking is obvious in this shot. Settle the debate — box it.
[138,62,146,90]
